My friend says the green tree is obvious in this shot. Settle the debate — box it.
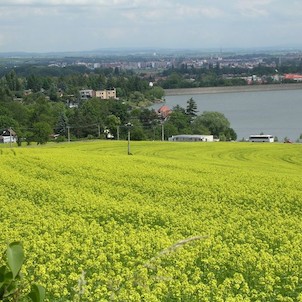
[5,70,21,91]
[219,133,226,141]
[42,77,53,90]
[27,74,42,92]
[130,122,146,141]
[191,118,211,135]
[224,127,237,141]
[165,106,191,134]
[145,86,165,100]
[105,114,121,139]
[196,111,231,138]
[186,97,198,122]
[138,109,159,128]
[108,100,129,124]
[33,121,52,144]
[163,122,178,139]
[160,72,182,89]
[5,101,30,127]
[0,84,13,102]
[48,84,58,102]
[0,116,19,131]
[23,130,34,145]
[71,99,106,138]
[0,105,12,119]
[55,111,69,136]
[29,97,53,125]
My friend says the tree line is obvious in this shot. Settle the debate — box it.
[0,68,236,144]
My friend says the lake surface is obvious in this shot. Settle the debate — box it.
[152,89,302,141]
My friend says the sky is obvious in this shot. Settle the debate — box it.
[0,0,302,53]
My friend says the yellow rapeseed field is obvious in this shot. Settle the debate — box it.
[1,141,302,301]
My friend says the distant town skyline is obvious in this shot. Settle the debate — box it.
[1,0,302,53]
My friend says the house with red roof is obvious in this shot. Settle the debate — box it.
[158,105,172,119]
[284,74,302,82]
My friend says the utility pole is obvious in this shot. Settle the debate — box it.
[97,124,101,138]
[67,126,71,142]
[126,122,133,155]
[161,118,166,141]
[9,127,12,148]
[117,125,120,140]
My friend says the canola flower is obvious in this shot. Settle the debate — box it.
[0,141,302,301]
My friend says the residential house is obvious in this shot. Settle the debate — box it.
[23,89,32,96]
[158,105,172,120]
[284,74,302,82]
[0,128,17,143]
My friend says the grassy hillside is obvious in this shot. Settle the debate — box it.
[0,141,302,301]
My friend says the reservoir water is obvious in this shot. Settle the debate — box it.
[153,89,302,141]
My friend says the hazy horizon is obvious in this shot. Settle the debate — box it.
[1,45,302,56]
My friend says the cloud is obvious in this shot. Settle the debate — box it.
[0,0,101,5]
[121,1,225,25]
[0,0,153,7]
[235,0,273,17]
[0,0,301,52]
[176,4,224,18]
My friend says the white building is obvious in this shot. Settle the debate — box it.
[168,135,214,142]
[0,129,17,143]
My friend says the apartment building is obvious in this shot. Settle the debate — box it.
[80,88,117,100]
[95,88,117,99]
[79,89,95,99]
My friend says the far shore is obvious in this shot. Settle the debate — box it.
[164,83,302,96]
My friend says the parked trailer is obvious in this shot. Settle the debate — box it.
[168,135,214,142]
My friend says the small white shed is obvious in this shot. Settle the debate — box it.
[0,129,17,143]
